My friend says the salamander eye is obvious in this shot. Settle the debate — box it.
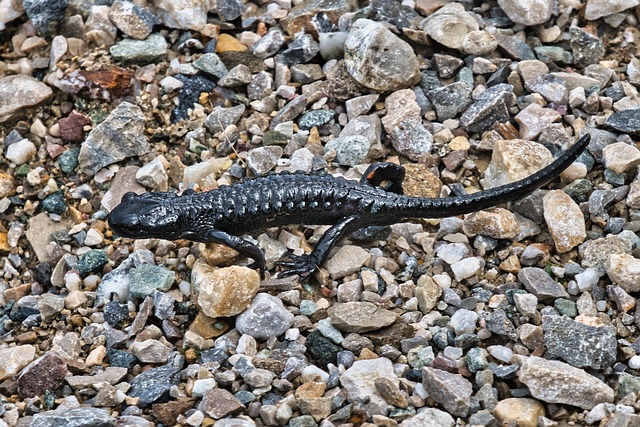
[122,192,138,203]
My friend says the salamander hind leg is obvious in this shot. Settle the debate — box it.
[360,162,406,194]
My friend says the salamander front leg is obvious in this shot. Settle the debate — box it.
[184,229,266,279]
[360,162,405,194]
[278,216,364,278]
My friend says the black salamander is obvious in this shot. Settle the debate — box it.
[108,134,590,278]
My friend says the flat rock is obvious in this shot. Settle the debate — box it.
[515,103,561,140]
[543,190,586,253]
[344,19,420,92]
[422,367,473,417]
[584,0,640,20]
[340,358,399,415]
[325,245,371,279]
[517,267,569,302]
[420,3,479,51]
[109,33,167,65]
[193,261,260,318]
[66,367,128,389]
[605,109,640,136]
[516,355,614,410]
[202,388,245,419]
[18,352,67,398]
[128,365,180,407]
[542,315,617,369]
[580,235,632,274]
[152,0,210,29]
[0,75,52,123]
[108,0,160,39]
[30,408,115,427]
[398,408,455,427]
[328,301,398,333]
[79,101,150,176]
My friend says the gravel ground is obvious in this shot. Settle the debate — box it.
[2,0,640,426]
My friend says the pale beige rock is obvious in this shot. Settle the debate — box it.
[462,208,519,239]
[131,339,171,364]
[85,345,107,368]
[497,0,553,25]
[484,139,553,188]
[0,75,52,123]
[516,355,614,409]
[584,0,640,20]
[192,261,260,318]
[0,345,36,381]
[420,3,479,50]
[605,253,640,293]
[602,142,640,173]
[628,179,640,209]
[543,190,586,253]
[515,104,561,140]
[381,89,421,133]
[493,398,545,427]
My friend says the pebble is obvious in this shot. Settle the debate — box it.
[17,352,67,398]
[462,208,519,239]
[344,19,420,92]
[110,33,167,64]
[6,138,37,165]
[420,3,479,51]
[340,358,399,415]
[450,256,485,282]
[129,264,175,298]
[23,0,66,36]
[131,339,171,364]
[543,190,586,253]
[518,267,569,302]
[30,408,115,427]
[460,84,515,133]
[235,293,294,340]
[426,81,473,122]
[67,367,128,389]
[247,146,283,175]
[580,235,632,274]
[493,398,545,427]
[193,53,229,79]
[192,262,260,318]
[0,345,36,381]
[497,0,552,26]
[605,253,640,292]
[79,102,149,176]
[388,118,433,162]
[542,315,616,369]
[415,274,442,313]
[484,139,552,188]
[584,0,639,21]
[128,365,180,407]
[108,0,160,40]
[381,89,421,134]
[450,308,479,335]
[516,355,614,410]
[202,388,245,419]
[329,301,397,333]
[602,141,640,173]
[324,245,370,279]
[515,104,561,140]
[422,367,473,417]
[398,407,454,427]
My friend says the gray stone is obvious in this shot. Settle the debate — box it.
[344,19,420,91]
[426,81,473,121]
[542,315,616,369]
[341,358,399,415]
[517,267,569,302]
[422,367,473,417]
[235,293,294,340]
[128,365,180,407]
[460,84,515,133]
[329,301,397,333]
[110,33,167,65]
[129,264,175,298]
[497,0,553,25]
[0,75,53,123]
[205,105,246,134]
[30,408,115,427]
[194,53,229,79]
[108,0,160,40]
[79,102,149,176]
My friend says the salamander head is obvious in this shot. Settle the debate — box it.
[108,192,184,240]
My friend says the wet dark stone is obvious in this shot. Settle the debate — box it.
[605,109,640,136]
[306,330,341,368]
[170,74,216,123]
[276,32,319,66]
[369,0,421,29]
[33,263,52,287]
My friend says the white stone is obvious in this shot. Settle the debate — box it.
[6,139,36,165]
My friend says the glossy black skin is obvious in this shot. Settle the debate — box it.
[108,134,590,278]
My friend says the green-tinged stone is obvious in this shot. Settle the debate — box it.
[129,264,176,298]
[262,131,289,146]
[41,191,67,214]
[58,147,80,174]
[306,330,341,368]
[77,250,108,277]
[15,164,30,176]
[554,298,577,317]
[465,347,489,373]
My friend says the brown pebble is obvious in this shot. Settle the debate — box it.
[58,111,92,143]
